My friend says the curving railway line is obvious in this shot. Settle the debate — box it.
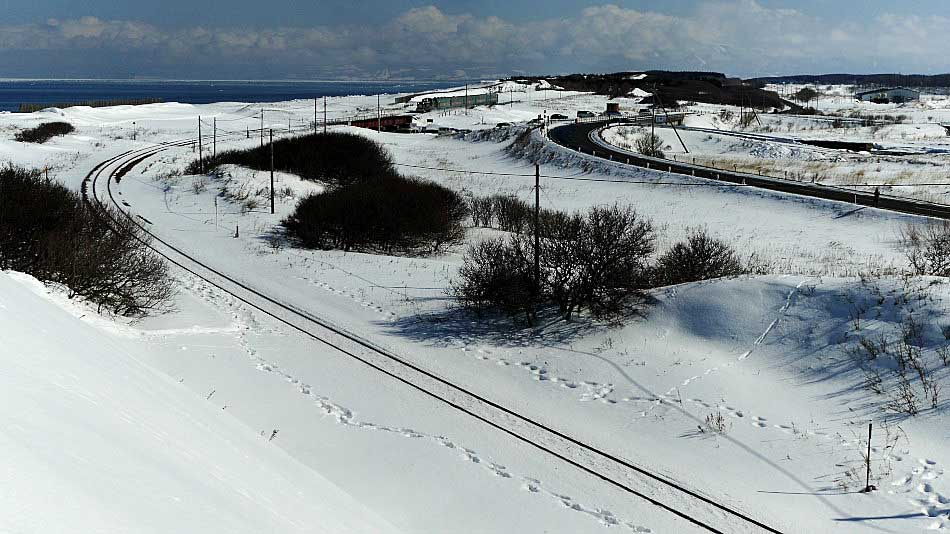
[81,133,786,534]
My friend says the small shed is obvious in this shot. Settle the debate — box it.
[855,87,920,104]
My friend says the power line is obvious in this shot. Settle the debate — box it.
[393,162,950,190]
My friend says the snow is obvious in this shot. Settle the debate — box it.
[0,270,399,534]
[3,82,950,532]
[407,87,492,103]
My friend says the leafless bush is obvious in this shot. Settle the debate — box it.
[699,412,730,434]
[654,229,746,286]
[0,166,173,316]
[191,176,208,194]
[450,237,538,324]
[452,204,655,324]
[469,196,495,227]
[635,132,665,158]
[901,221,950,276]
[492,195,531,233]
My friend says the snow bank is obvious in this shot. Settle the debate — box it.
[0,271,399,534]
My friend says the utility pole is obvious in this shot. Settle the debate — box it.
[324,96,327,134]
[213,117,217,158]
[314,98,318,133]
[198,116,203,174]
[269,129,275,215]
[377,93,381,132]
[260,110,264,147]
[534,163,541,298]
[465,84,469,115]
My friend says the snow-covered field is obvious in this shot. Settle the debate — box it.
[2,82,950,532]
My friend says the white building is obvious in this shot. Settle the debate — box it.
[855,87,920,104]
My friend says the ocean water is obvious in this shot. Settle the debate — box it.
[0,79,469,112]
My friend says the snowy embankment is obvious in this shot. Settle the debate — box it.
[0,270,398,534]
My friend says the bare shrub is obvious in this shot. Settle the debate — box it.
[469,196,495,227]
[450,238,538,324]
[452,204,655,323]
[635,132,665,158]
[0,166,173,316]
[655,229,746,286]
[902,221,950,276]
[699,412,730,434]
[493,195,531,233]
[191,176,208,194]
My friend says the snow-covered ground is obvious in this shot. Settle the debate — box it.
[2,82,950,532]
[0,271,399,534]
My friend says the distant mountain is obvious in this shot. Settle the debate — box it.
[750,73,950,88]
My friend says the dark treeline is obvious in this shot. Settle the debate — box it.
[18,98,164,113]
[186,132,395,186]
[749,73,950,88]
[0,166,173,316]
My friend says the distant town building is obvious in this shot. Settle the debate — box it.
[855,87,920,104]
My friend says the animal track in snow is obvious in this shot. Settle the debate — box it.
[247,350,649,531]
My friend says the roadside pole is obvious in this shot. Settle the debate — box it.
[260,110,264,147]
[213,117,217,158]
[198,117,203,174]
[534,163,541,297]
[270,129,275,215]
[324,96,327,134]
[862,423,876,493]
[314,98,318,134]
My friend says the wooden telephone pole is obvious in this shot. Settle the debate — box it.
[197,117,203,174]
[269,129,275,215]
[534,163,541,297]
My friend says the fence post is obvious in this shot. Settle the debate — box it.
[862,423,876,492]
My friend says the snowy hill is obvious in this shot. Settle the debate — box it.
[0,270,399,534]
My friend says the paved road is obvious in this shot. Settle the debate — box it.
[547,120,950,219]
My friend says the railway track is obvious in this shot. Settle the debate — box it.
[82,135,787,534]
[548,120,950,219]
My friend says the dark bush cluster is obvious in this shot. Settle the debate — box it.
[655,230,746,286]
[453,204,656,324]
[0,166,173,316]
[186,131,394,186]
[283,174,468,255]
[453,210,752,324]
[14,122,75,144]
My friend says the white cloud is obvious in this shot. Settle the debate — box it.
[0,2,947,78]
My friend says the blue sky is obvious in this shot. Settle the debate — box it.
[1,1,948,79]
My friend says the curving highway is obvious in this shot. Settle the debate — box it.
[548,120,950,219]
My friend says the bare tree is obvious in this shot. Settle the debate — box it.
[635,132,666,158]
